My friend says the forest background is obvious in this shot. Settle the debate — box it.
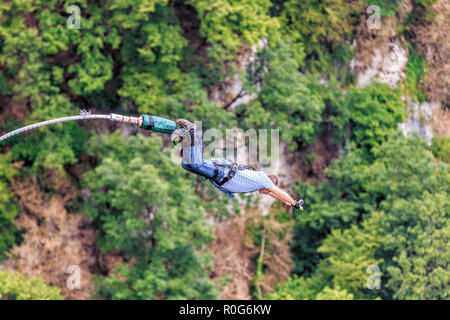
[0,0,448,300]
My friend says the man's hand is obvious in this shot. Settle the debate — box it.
[293,199,304,211]
[263,186,304,211]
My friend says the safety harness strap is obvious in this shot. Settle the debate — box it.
[215,163,237,186]
[209,179,235,198]
[212,162,220,181]
[189,129,195,147]
[208,162,256,197]
[179,134,255,197]
[210,161,256,186]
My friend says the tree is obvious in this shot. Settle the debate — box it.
[288,134,449,299]
[114,3,187,114]
[264,276,318,300]
[162,72,237,130]
[0,153,18,261]
[244,42,324,150]
[191,0,279,53]
[0,3,88,171]
[84,132,219,299]
[279,0,357,81]
[382,192,449,300]
[313,211,384,299]
[315,286,354,300]
[337,83,406,158]
[265,276,354,300]
[431,135,450,164]
[0,270,63,300]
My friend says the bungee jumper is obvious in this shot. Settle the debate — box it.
[174,119,304,211]
[0,110,304,210]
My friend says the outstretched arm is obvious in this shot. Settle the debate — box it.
[265,186,303,210]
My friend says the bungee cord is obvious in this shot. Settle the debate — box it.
[0,109,176,143]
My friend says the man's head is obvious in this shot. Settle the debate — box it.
[259,174,279,194]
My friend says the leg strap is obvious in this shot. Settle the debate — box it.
[212,161,238,186]
[209,179,235,198]
[212,162,220,181]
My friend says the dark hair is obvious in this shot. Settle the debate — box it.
[267,175,279,186]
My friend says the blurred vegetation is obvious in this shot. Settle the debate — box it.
[0,270,63,300]
[279,0,357,82]
[0,0,447,300]
[84,132,219,299]
[286,134,449,299]
[0,153,18,261]
[431,136,450,164]
[404,48,427,102]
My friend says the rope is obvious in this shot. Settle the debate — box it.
[0,110,111,143]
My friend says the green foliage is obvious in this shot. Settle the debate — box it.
[162,73,236,129]
[10,98,87,171]
[289,134,449,299]
[245,42,324,150]
[282,0,353,44]
[244,57,405,153]
[84,132,219,299]
[0,0,445,301]
[0,3,88,170]
[280,0,357,81]
[0,270,63,300]
[0,153,19,261]
[315,286,354,300]
[264,276,318,300]
[315,211,384,299]
[404,49,426,102]
[115,3,187,113]
[185,0,280,86]
[362,0,404,17]
[265,276,354,300]
[191,0,279,53]
[382,191,449,299]
[404,0,438,24]
[334,83,406,157]
[415,0,438,21]
[431,135,450,164]
[307,78,350,143]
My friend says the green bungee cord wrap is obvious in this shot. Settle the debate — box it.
[0,109,177,143]
[139,114,176,134]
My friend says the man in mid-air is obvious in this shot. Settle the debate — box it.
[175,119,304,211]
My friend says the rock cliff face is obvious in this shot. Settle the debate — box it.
[350,40,409,89]
[399,102,439,145]
[352,36,446,145]
[210,40,267,110]
[351,38,438,145]
[351,0,449,143]
[413,0,450,107]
